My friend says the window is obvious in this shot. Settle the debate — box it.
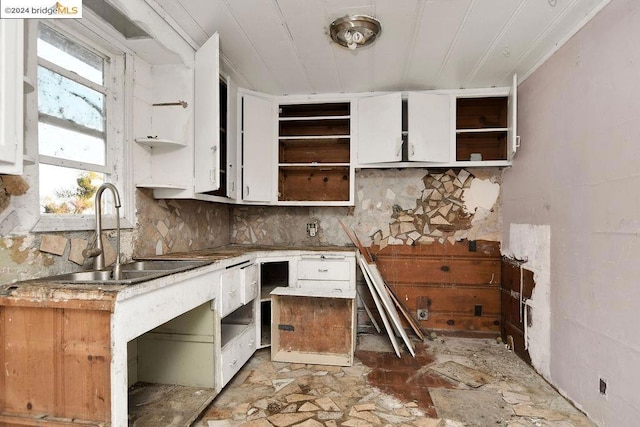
[31,20,131,231]
[37,23,108,214]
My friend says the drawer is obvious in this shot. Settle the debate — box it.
[220,324,256,386]
[297,259,351,281]
[297,279,352,292]
[220,267,243,317]
[242,263,259,304]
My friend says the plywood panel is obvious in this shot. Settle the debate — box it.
[0,306,110,423]
[389,284,501,316]
[375,257,500,286]
[274,295,352,355]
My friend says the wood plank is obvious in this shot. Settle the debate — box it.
[370,240,501,258]
[357,291,381,333]
[375,257,501,286]
[419,312,501,333]
[0,412,105,426]
[357,255,401,358]
[390,284,501,316]
[384,284,425,340]
[359,255,415,357]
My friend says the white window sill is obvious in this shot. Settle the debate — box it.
[31,214,134,233]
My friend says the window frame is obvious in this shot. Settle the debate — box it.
[30,15,134,232]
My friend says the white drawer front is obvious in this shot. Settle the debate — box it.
[242,263,259,304]
[220,267,243,317]
[297,259,351,281]
[297,279,352,292]
[220,325,256,386]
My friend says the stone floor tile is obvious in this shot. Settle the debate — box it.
[267,413,314,426]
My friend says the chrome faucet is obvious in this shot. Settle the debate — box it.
[83,183,122,277]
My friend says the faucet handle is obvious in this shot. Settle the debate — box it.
[82,247,103,259]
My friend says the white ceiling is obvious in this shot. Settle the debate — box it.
[151,0,610,95]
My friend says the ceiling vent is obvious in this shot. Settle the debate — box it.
[329,15,382,50]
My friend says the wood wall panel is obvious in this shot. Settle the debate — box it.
[388,285,500,315]
[0,306,111,424]
[366,240,502,336]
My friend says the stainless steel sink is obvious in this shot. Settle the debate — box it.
[31,260,210,285]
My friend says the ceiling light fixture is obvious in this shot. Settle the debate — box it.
[329,15,382,50]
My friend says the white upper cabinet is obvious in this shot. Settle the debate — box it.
[194,32,220,193]
[407,93,451,162]
[357,93,402,164]
[0,19,24,175]
[357,92,451,166]
[241,91,275,203]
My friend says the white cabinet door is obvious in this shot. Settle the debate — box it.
[357,93,402,164]
[0,19,24,175]
[242,92,275,202]
[508,73,519,161]
[408,92,451,163]
[194,32,220,193]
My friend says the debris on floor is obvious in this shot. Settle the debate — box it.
[195,335,595,426]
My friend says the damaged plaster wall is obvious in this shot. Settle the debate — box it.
[231,168,502,246]
[501,0,640,424]
[506,224,551,379]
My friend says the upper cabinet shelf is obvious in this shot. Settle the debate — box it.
[23,76,34,94]
[135,137,186,149]
[277,101,353,204]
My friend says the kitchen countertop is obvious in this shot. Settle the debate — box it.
[0,245,357,308]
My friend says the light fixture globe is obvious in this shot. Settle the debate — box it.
[329,15,382,50]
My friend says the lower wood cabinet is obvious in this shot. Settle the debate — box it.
[0,304,112,426]
[270,287,356,367]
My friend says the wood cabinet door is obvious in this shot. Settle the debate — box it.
[408,92,451,162]
[357,93,402,164]
[194,32,220,193]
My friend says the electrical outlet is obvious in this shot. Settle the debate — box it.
[306,223,318,237]
[599,378,607,395]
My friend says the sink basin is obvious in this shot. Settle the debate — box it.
[31,260,210,285]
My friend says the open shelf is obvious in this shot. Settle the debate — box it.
[135,137,186,149]
[455,97,509,161]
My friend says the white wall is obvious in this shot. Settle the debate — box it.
[501,0,640,424]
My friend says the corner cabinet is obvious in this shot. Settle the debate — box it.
[357,74,518,168]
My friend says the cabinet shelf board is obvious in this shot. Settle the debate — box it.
[279,102,350,118]
[279,115,350,122]
[278,135,350,140]
[135,137,186,149]
[278,163,351,168]
[456,128,508,134]
[136,183,188,190]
